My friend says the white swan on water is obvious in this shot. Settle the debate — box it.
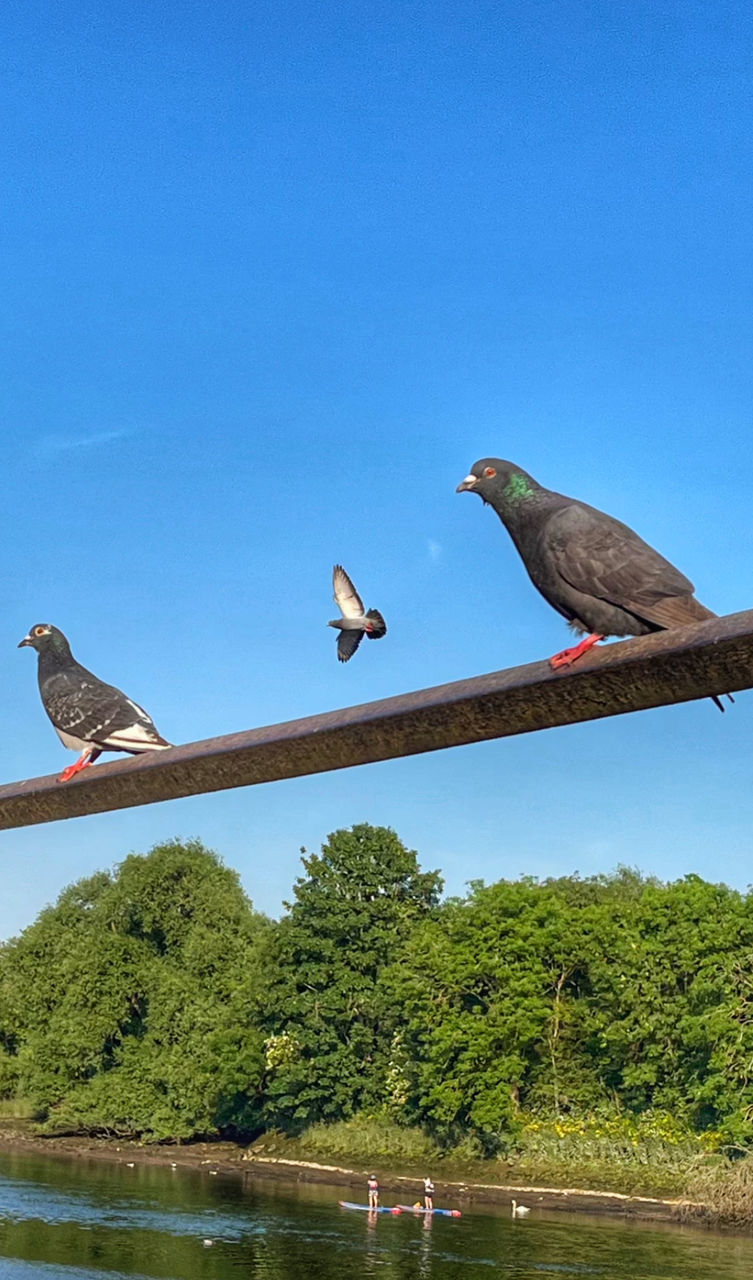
[511,1199,530,1217]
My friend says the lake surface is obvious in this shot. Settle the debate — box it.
[0,1150,751,1280]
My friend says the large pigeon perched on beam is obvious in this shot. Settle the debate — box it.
[328,565,387,662]
[456,458,731,710]
[19,623,172,781]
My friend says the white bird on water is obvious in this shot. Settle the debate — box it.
[511,1199,530,1217]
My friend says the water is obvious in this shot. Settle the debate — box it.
[0,1150,751,1279]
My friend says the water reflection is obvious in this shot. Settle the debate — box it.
[418,1206,433,1278]
[0,1150,751,1280]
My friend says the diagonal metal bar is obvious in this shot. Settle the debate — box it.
[1,608,752,831]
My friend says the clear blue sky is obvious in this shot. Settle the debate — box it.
[1,0,752,937]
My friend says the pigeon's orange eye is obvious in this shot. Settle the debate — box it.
[483,466,496,478]
[34,626,46,637]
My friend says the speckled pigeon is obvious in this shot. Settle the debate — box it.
[456,458,731,709]
[328,565,387,662]
[19,623,172,781]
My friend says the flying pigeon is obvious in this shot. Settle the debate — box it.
[456,459,731,709]
[19,623,172,781]
[328,565,387,662]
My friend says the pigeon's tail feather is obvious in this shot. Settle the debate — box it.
[365,609,387,639]
[711,693,735,713]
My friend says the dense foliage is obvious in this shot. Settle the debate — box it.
[258,824,442,1131]
[0,839,268,1139]
[2,828,753,1150]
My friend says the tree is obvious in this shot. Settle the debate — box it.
[579,873,753,1134]
[258,823,442,1130]
[383,879,581,1146]
[0,839,268,1140]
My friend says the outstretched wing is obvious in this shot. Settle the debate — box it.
[333,564,365,618]
[337,630,364,662]
[546,502,712,629]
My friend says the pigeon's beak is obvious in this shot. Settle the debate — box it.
[456,474,478,493]
[17,635,32,648]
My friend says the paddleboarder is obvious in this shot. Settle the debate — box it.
[423,1176,434,1211]
[367,1174,379,1209]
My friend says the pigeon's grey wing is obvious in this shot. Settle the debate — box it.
[337,629,364,663]
[545,503,710,627]
[333,565,365,619]
[94,695,172,751]
[43,665,170,752]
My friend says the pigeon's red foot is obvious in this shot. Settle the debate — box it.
[58,755,93,784]
[549,633,605,670]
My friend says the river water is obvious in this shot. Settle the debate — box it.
[0,1150,751,1280]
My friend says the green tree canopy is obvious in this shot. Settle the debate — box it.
[4,831,753,1151]
[258,823,442,1130]
[0,838,268,1140]
[385,869,753,1146]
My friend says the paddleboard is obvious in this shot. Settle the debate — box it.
[338,1200,402,1214]
[395,1204,462,1217]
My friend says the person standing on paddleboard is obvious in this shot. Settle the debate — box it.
[368,1174,379,1209]
[423,1176,434,1211]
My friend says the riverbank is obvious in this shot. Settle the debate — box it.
[0,1122,703,1224]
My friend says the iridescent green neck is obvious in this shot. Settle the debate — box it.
[503,472,535,505]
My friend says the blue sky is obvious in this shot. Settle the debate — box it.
[0,0,752,937]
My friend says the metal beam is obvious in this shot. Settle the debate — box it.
[2,608,752,831]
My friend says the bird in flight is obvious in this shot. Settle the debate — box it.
[328,565,387,662]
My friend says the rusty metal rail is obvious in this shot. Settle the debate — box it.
[2,609,753,832]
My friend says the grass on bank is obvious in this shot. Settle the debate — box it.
[0,1098,35,1121]
[686,1154,753,1226]
[8,1095,753,1223]
[250,1111,724,1199]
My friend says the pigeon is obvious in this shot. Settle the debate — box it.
[456,458,731,710]
[19,623,172,781]
[328,565,387,662]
